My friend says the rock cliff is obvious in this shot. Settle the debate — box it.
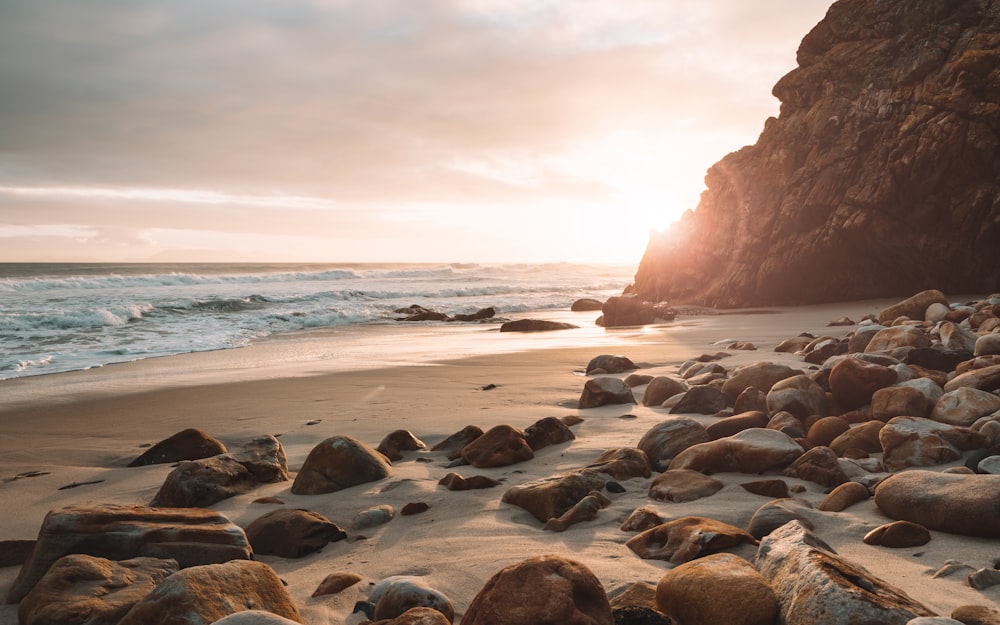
[630,0,1000,307]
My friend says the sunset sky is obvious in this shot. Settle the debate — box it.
[0,0,831,264]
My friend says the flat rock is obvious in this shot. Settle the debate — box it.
[708,410,769,440]
[636,418,710,472]
[291,435,392,495]
[128,428,227,467]
[874,470,1000,537]
[865,326,932,353]
[669,385,728,415]
[648,469,723,503]
[350,504,395,530]
[461,425,534,468]
[871,385,934,421]
[500,319,578,332]
[437,473,501,490]
[668,428,804,475]
[740,479,790,499]
[311,572,363,597]
[6,504,251,604]
[245,508,346,558]
[625,516,756,564]
[656,552,778,625]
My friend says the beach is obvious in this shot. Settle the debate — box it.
[1,299,998,624]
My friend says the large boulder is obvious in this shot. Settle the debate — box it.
[128,428,227,467]
[871,385,935,421]
[668,428,804,474]
[641,376,687,406]
[669,385,728,415]
[766,374,827,419]
[655,553,778,625]
[943,364,1000,393]
[117,560,300,625]
[877,291,949,324]
[931,387,1000,426]
[879,416,985,471]
[524,417,575,451]
[874,470,1000,537]
[627,0,1000,308]
[600,295,674,327]
[150,456,257,508]
[461,425,534,468]
[578,377,636,408]
[291,435,392,495]
[5,505,251,604]
[462,555,613,625]
[636,418,710,471]
[828,358,898,410]
[18,555,178,625]
[501,472,607,524]
[721,362,800,401]
[230,435,289,483]
[245,509,347,558]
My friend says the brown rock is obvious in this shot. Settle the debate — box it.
[829,421,885,456]
[524,416,575,451]
[877,291,949,324]
[745,499,814,539]
[625,516,757,564]
[245,509,346,558]
[668,428,804,474]
[721,362,801,401]
[291,435,391,495]
[437,473,501,490]
[641,376,687,406]
[740,479,790,498]
[874,470,1000,537]
[707,410,769,440]
[806,416,851,447]
[430,426,484,455]
[767,374,828,420]
[951,604,1000,625]
[375,607,452,625]
[18,555,178,625]
[128,428,227,467]
[400,502,430,516]
[932,387,1000,426]
[377,430,426,461]
[585,354,637,375]
[6,504,251,604]
[543,491,611,532]
[781,446,849,488]
[578,377,636,408]
[0,540,35,568]
[371,577,454,623]
[624,373,654,387]
[500,319,578,332]
[571,298,604,312]
[870,385,934,421]
[501,472,606,524]
[865,326,933,353]
[150,456,256,508]
[648,469,724,503]
[230,435,290,483]
[767,411,806,438]
[818,481,870,512]
[656,553,778,625]
[669,385,728,414]
[828,358,898,410]
[462,555,613,625]
[117,560,300,625]
[863,521,931,548]
[584,447,651,480]
[619,507,664,533]
[311,572,363,597]
[733,387,769,413]
[600,295,673,327]
[460,425,534,468]
[608,581,658,612]
[880,416,985,471]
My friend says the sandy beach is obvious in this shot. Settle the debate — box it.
[1,299,998,624]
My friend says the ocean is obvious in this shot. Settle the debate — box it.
[0,262,635,380]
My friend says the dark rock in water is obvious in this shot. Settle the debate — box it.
[500,319,579,332]
[628,2,1000,307]
[599,295,675,327]
[451,307,496,321]
[396,305,451,321]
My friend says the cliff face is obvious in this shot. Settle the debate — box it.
[631,0,1000,307]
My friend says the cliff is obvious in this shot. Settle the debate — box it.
[630,0,1000,307]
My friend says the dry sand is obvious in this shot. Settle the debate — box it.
[1,300,997,623]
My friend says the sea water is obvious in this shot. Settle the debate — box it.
[0,262,634,380]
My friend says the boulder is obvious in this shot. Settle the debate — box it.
[461,555,613,625]
[865,326,932,353]
[942,364,1000,393]
[951,605,1000,625]
[905,348,974,373]
[128,428,227,467]
[230,436,289,483]
[636,418,710,471]
[975,333,1000,357]
[499,319,578,332]
[767,411,806,438]
[583,447,651,480]
[571,298,604,312]
[707,410,769,440]
[291,435,391,495]
[460,425,534,468]
[745,499,814,540]
[18,555,178,625]
[648,470,724,503]
[578,377,636,409]
[863,521,931,548]
[669,385,728,415]
[931,387,1000,426]
[721,362,800,401]
[150,456,257,508]
[370,576,454,623]
[806,416,850,447]
[829,421,885,456]
[542,491,612,532]
[619,507,664,533]
[880,416,985,471]
[740,479,790,499]
[780,446,849,488]
[626,516,756,564]
[600,295,674,327]
[767,374,827,419]
[655,553,778,625]
[245,509,346,558]
[501,472,607,524]
[624,373,654,387]
[117,560,300,625]
[668,428,804,474]
[430,425,484,455]
[829,358,898,410]
[641,376,688,406]
[524,416,575,451]
[871,385,934,421]
[819,481,870,512]
[755,521,934,625]
[733,387,769,413]
[5,504,251,604]
[585,355,637,375]
[377,430,426,461]
[874,470,1000,537]
[451,306,496,322]
[878,291,949,325]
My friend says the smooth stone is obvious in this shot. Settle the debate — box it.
[943,364,1000,393]
[871,385,934,421]
[245,508,346,558]
[524,416,575,451]
[461,425,534,468]
[829,421,885,456]
[740,479,790,499]
[641,376,688,406]
[767,374,827,420]
[669,385,728,415]
[655,553,778,625]
[211,611,304,625]
[780,446,849,488]
[931,387,1000,427]
[128,428,227,467]
[648,470,724,503]
[292,435,392,495]
[745,499,814,540]
[150,456,256,508]
[230,435,290,483]
[829,357,898,410]
[818,481,870,512]
[863,520,931,548]
[636,418,710,472]
[975,333,1000,356]
[865,326,932,353]
[625,516,756,564]
[951,604,1000,625]
[350,504,395,530]
[542,491,611,532]
[370,576,455,623]
[311,572,364,597]
[879,416,985,472]
[377,430,427,461]
[668,428,804,475]
[874,470,1000,537]
[878,290,948,324]
[620,507,664,533]
[437,473,502,490]
[806,416,851,446]
[586,354,637,375]
[721,362,801,401]
[579,377,637,408]
[583,447,651,480]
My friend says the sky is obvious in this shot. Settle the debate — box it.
[0,0,832,265]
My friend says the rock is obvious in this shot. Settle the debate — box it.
[932,387,1000,426]
[871,385,935,421]
[865,326,932,353]
[878,291,950,325]
[745,499,814,540]
[451,306,496,322]
[819,481,870,512]
[584,447,651,480]
[863,521,931,548]
[648,470,724,503]
[311,572,363,597]
[150,456,256,508]
[6,504,252,604]
[128,428,227,467]
[767,411,806,438]
[668,385,727,415]
[641,376,687,406]
[874,470,1000,537]
[586,355,637,375]
[620,507,664,533]
[830,421,885,456]
[501,471,607,524]
[377,430,426,461]
[543,491,612,532]
[767,374,827,419]
[437,472,501,490]
[733,387,769,413]
[291,435,391,495]
[925,302,951,323]
[806,416,850,446]
[524,416,575,451]
[17,555,178,625]
[968,568,1000,591]
[829,358,898,410]
[740,479,790,499]
[668,428,804,474]
[978,455,1000,474]
[462,555,613,625]
[906,348,974,373]
[579,377,636,409]
[707,411,769,440]
[880,416,985,471]
[460,425,534,468]
[245,508,346,558]
[624,373,654,387]
[350,505,395,530]
[781,446,849,488]
[600,295,674,327]
[430,426,484,456]
[500,319,579,332]
[210,611,303,625]
[370,576,454,623]
[975,334,1000,357]
[655,553,777,625]
[906,619,966,625]
[397,305,450,321]
[117,560,300,625]
[755,521,934,625]
[636,418,710,471]
[230,436,289,483]
[943,364,1000,393]
[401,502,429,516]
[721,362,800,401]
[571,298,604,311]
[952,604,1000,625]
[626,516,756,564]
[374,607,453,625]
[939,321,978,352]
[611,606,671,625]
